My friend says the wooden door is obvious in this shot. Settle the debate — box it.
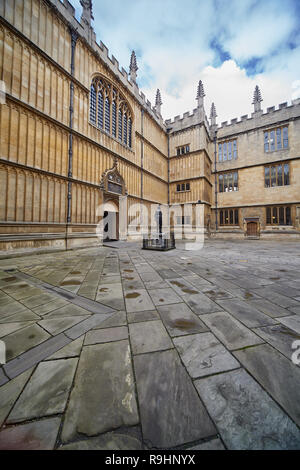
[247,222,257,236]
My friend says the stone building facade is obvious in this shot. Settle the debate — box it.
[0,0,299,252]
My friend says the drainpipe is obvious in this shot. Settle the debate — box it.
[66,28,78,249]
[214,129,218,231]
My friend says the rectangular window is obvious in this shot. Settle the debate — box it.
[223,142,227,161]
[176,184,180,192]
[265,167,270,187]
[218,144,222,162]
[264,132,269,152]
[265,163,290,187]
[228,141,232,160]
[218,172,238,192]
[225,210,229,224]
[177,148,180,156]
[181,183,185,191]
[284,163,289,185]
[270,130,275,152]
[276,128,282,150]
[234,172,238,191]
[224,173,228,192]
[264,127,288,152]
[220,210,224,225]
[186,145,190,153]
[283,127,288,148]
[233,140,237,159]
[186,182,190,191]
[234,209,239,225]
[219,174,223,192]
[267,206,292,225]
[229,210,233,224]
[271,166,276,187]
[277,164,282,186]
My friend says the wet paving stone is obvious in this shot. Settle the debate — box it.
[129,320,173,355]
[127,309,160,323]
[134,349,216,448]
[195,368,300,449]
[174,332,240,378]
[38,316,88,336]
[246,299,292,318]
[234,344,300,427]
[148,288,182,306]
[60,433,142,450]
[278,315,300,334]
[253,324,300,361]
[0,417,61,450]
[217,299,277,328]
[125,289,155,313]
[62,340,139,443]
[0,368,33,427]
[157,303,208,337]
[2,324,51,361]
[187,438,225,450]
[85,326,128,345]
[184,293,223,315]
[7,359,78,423]
[201,311,264,350]
[47,337,84,360]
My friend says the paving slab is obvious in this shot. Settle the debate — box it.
[38,316,87,336]
[253,288,299,308]
[147,288,182,307]
[234,344,300,426]
[253,324,300,361]
[0,368,8,386]
[47,337,84,360]
[62,340,139,443]
[0,309,40,324]
[93,310,127,329]
[7,359,78,423]
[157,303,208,337]
[195,368,300,450]
[43,303,92,318]
[60,433,142,450]
[21,292,58,308]
[184,293,223,315]
[174,333,240,378]
[127,310,160,323]
[85,326,128,345]
[32,298,69,315]
[166,278,199,296]
[217,299,277,328]
[247,299,293,318]
[0,417,61,450]
[2,324,51,361]
[0,321,35,339]
[96,283,125,310]
[64,313,112,340]
[125,289,155,313]
[129,320,173,355]
[200,311,264,350]
[278,315,300,334]
[187,438,225,450]
[134,349,216,448]
[3,333,71,379]
[0,369,33,425]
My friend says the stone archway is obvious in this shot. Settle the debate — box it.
[100,157,128,242]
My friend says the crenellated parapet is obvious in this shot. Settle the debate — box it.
[50,0,166,129]
[216,98,300,139]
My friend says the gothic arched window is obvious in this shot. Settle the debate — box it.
[90,84,96,124]
[98,91,104,129]
[89,76,133,148]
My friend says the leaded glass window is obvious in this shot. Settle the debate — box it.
[98,91,104,129]
[105,97,110,133]
[90,84,96,124]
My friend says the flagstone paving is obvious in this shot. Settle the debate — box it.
[0,239,300,449]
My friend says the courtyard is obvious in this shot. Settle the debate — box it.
[0,239,299,450]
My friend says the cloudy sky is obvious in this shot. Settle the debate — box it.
[70,0,300,124]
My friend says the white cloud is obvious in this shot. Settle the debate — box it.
[70,0,300,123]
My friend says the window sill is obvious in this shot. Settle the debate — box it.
[264,148,289,154]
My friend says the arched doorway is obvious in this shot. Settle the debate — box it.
[103,200,119,241]
[100,157,128,242]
